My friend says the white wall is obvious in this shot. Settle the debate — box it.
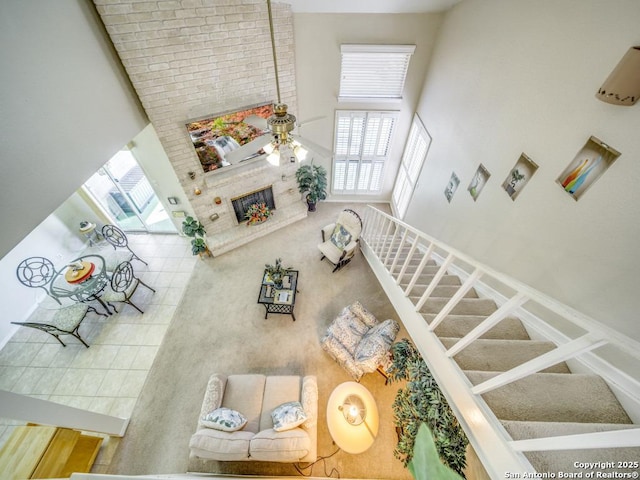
[406,0,640,341]
[0,0,147,259]
[130,124,185,233]
[0,198,89,347]
[292,13,444,202]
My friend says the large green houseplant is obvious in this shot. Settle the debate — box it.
[389,338,468,477]
[182,215,212,258]
[295,163,327,212]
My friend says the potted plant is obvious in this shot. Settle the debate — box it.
[182,216,212,258]
[295,163,327,212]
[389,338,468,476]
[264,258,291,289]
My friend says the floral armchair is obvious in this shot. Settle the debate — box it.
[320,301,399,381]
[318,209,363,272]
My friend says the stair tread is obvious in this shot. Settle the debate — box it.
[503,421,640,476]
[426,314,531,340]
[439,337,571,373]
[465,370,632,424]
[418,297,498,316]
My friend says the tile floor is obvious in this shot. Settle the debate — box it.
[0,233,196,461]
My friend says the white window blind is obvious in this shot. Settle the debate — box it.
[339,44,416,102]
[333,111,398,194]
[392,115,431,218]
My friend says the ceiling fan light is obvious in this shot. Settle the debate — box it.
[263,141,276,154]
[267,149,281,166]
[294,144,308,161]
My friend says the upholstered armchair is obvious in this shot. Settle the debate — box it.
[318,209,363,272]
[320,302,399,381]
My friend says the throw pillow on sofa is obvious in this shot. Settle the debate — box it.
[202,407,247,432]
[272,401,307,432]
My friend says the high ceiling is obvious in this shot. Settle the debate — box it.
[281,0,461,14]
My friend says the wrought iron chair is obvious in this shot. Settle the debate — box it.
[16,256,63,304]
[317,209,363,272]
[11,303,106,348]
[101,224,148,266]
[102,260,156,314]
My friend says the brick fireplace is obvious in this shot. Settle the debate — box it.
[93,0,301,255]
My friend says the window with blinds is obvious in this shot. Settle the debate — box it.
[392,115,431,218]
[339,44,416,102]
[333,111,398,194]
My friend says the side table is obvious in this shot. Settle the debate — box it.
[257,269,298,321]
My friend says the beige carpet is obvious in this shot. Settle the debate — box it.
[107,202,412,480]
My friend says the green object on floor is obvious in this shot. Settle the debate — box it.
[409,423,463,480]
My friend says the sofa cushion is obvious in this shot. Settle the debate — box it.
[349,301,378,328]
[323,306,369,355]
[202,407,247,432]
[260,376,301,431]
[353,320,399,371]
[189,428,253,461]
[271,401,307,432]
[222,374,265,433]
[249,428,311,462]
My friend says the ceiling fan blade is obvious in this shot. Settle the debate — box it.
[296,115,326,128]
[243,114,268,131]
[223,134,271,165]
[291,134,333,159]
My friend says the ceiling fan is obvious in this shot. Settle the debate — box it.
[223,0,331,166]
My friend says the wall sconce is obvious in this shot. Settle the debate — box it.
[596,46,640,106]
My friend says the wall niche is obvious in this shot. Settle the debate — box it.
[556,136,620,201]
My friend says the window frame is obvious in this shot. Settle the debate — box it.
[391,114,431,219]
[332,110,399,195]
[339,44,416,103]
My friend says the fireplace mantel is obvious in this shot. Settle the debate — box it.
[197,160,307,256]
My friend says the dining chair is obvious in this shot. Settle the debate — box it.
[11,303,106,348]
[102,260,156,314]
[101,224,148,266]
[16,256,63,304]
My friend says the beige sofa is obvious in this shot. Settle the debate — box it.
[189,374,317,463]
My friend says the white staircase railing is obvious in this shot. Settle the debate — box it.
[360,205,640,478]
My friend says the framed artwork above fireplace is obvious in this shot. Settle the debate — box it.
[185,103,274,173]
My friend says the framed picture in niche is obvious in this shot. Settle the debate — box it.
[444,172,460,203]
[468,164,491,201]
[556,136,620,201]
[502,153,538,201]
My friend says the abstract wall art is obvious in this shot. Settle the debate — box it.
[557,136,620,201]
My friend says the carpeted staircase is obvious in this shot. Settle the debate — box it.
[394,255,639,475]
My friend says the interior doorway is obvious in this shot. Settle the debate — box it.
[83,149,176,234]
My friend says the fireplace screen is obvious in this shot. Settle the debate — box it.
[231,186,276,223]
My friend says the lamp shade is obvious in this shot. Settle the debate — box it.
[326,381,379,454]
[596,46,640,106]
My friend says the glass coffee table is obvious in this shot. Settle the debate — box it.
[257,269,298,321]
